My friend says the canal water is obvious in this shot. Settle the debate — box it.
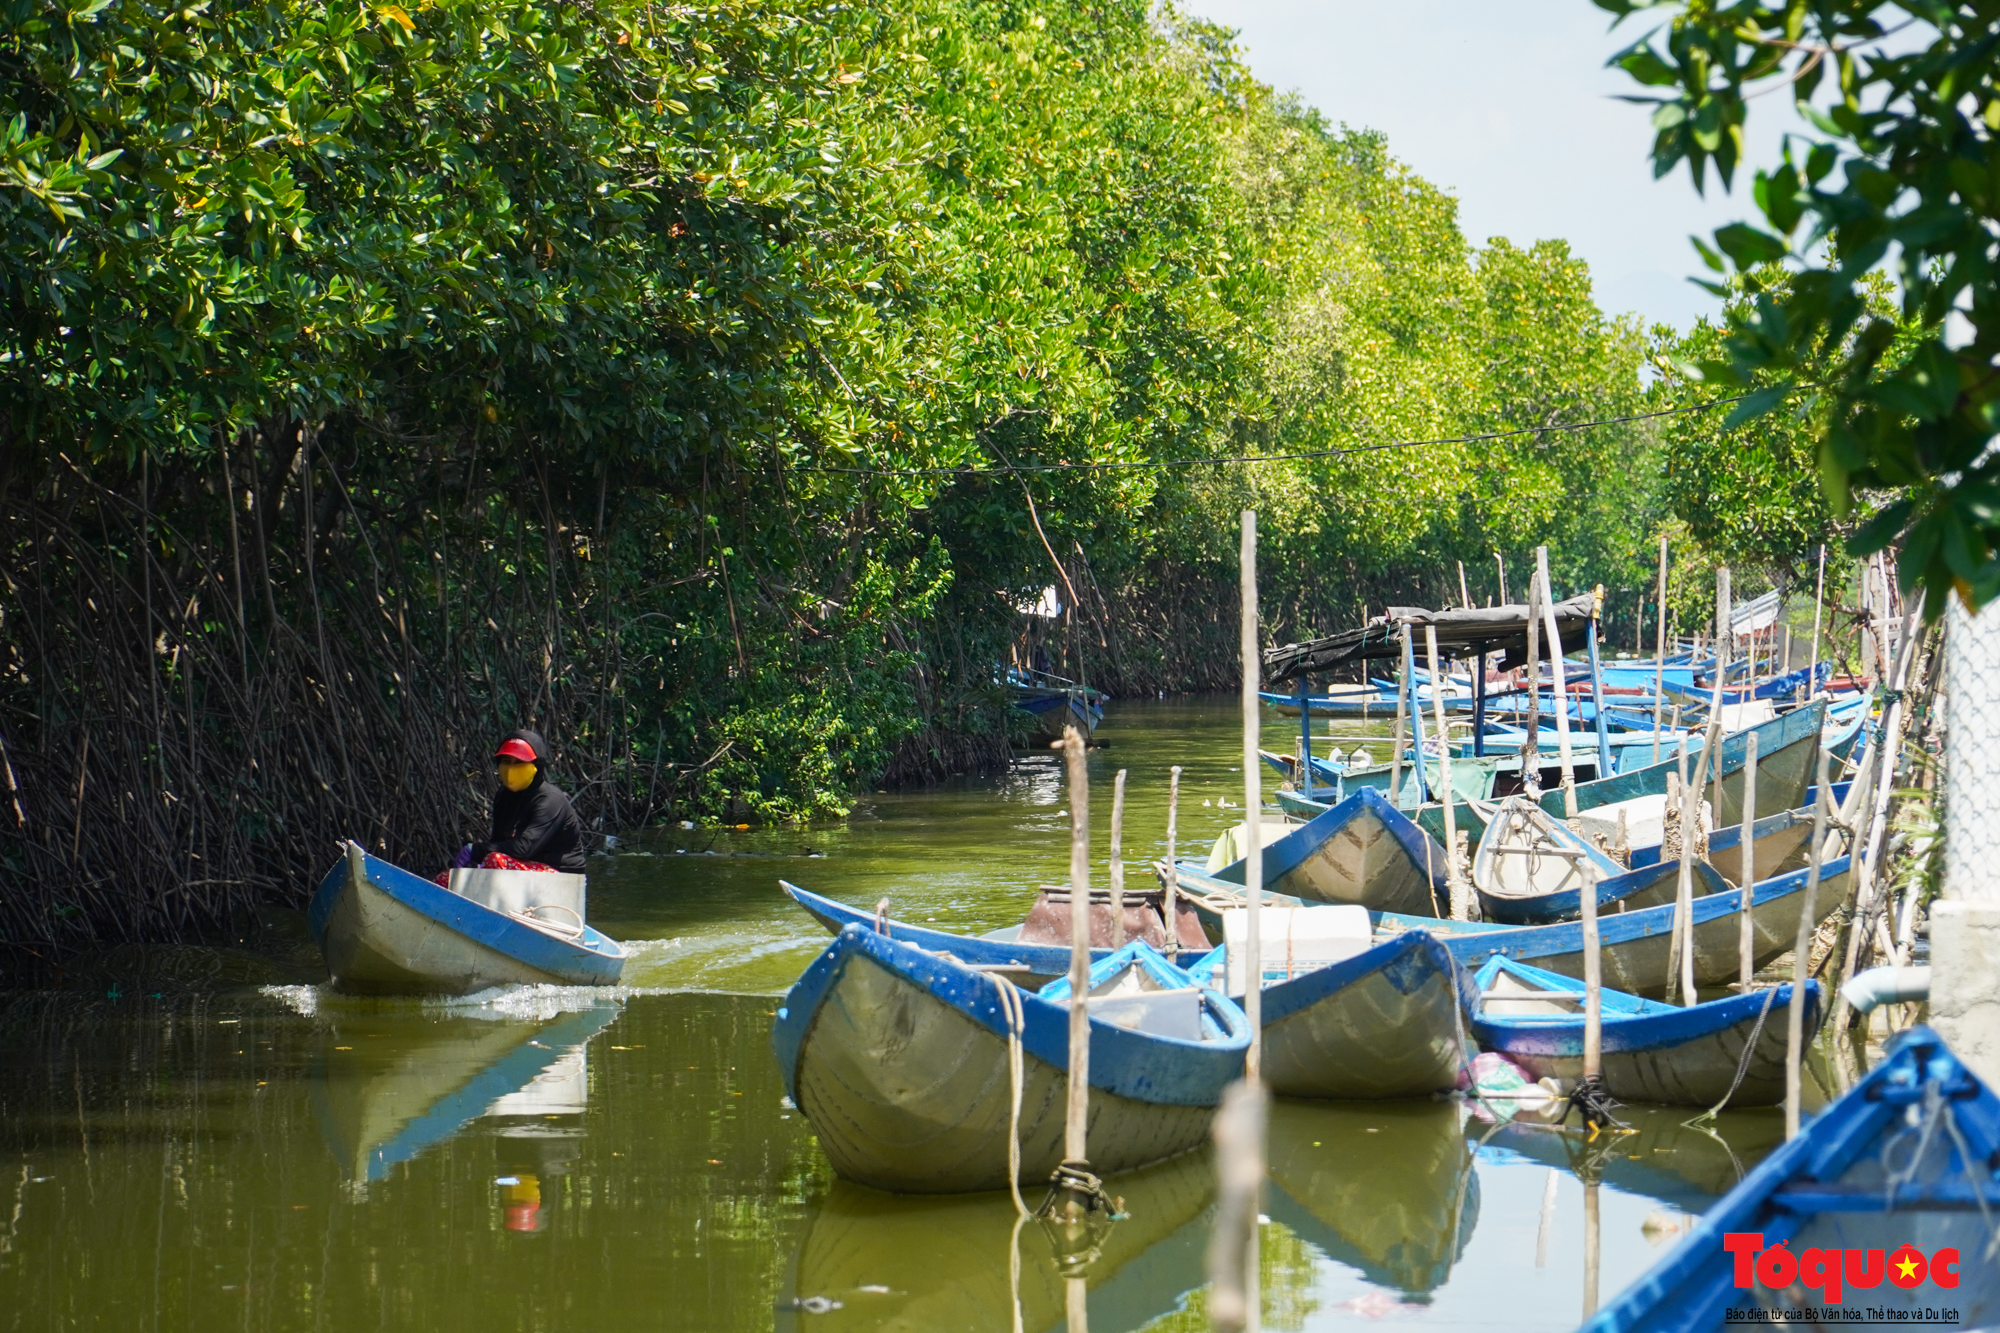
[0,698,1799,1331]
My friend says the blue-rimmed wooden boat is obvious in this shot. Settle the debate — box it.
[310,843,627,995]
[314,1001,622,1182]
[1182,929,1473,1099]
[781,879,1205,985]
[1005,666,1107,744]
[1174,855,1851,998]
[771,927,1250,1193]
[1206,787,1446,917]
[1582,1026,2000,1332]
[1469,956,1822,1107]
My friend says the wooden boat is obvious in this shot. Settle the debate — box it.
[1206,787,1446,916]
[310,842,627,995]
[1582,1026,2000,1331]
[781,879,1209,985]
[1005,666,1106,744]
[1264,1098,1477,1296]
[1174,854,1852,998]
[313,1001,621,1182]
[1184,926,1472,1099]
[1468,956,1822,1106]
[772,927,1250,1193]
[1473,797,1627,924]
[1386,855,1853,997]
[782,1150,1213,1333]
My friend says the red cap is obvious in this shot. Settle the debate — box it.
[494,738,537,763]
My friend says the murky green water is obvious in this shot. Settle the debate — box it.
[0,698,1798,1331]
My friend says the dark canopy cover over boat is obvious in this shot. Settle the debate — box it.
[1264,593,1598,683]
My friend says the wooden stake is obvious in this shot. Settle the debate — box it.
[1165,765,1181,947]
[1522,558,1543,793]
[1061,725,1091,1174]
[1716,565,1732,684]
[1581,771,1604,1080]
[1426,624,1466,918]
[1495,552,1508,605]
[1666,741,1694,1007]
[1240,510,1262,1085]
[1535,548,1578,817]
[1738,731,1758,991]
[1807,544,1826,692]
[1653,539,1669,759]
[1785,748,1833,1140]
[1583,1178,1601,1319]
[1458,561,1471,609]
[1389,628,1410,804]
[1109,768,1127,948]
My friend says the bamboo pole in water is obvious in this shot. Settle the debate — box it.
[1426,624,1466,917]
[1522,559,1543,793]
[1666,740,1694,1007]
[1535,548,1578,817]
[1785,747,1833,1140]
[1164,765,1181,943]
[1581,781,1604,1079]
[1240,510,1262,1085]
[1808,544,1826,691]
[1679,764,1701,1006]
[1738,732,1758,990]
[1061,725,1091,1185]
[1206,1080,1268,1333]
[1109,768,1127,948]
[1653,538,1670,764]
[1715,565,1732,686]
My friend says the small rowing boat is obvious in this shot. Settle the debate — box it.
[1204,787,1447,917]
[1583,1026,2000,1330]
[310,842,626,995]
[772,927,1250,1193]
[1468,955,1822,1107]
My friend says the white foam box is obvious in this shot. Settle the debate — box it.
[447,868,587,919]
[1221,904,1373,994]
[1085,989,1205,1041]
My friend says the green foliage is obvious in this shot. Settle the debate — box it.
[1597,1,2000,616]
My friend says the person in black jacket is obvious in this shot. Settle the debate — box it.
[474,729,587,874]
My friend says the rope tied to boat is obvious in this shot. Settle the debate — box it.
[992,973,1030,1221]
[1684,983,1781,1129]
[1563,1073,1628,1138]
[1036,1160,1121,1222]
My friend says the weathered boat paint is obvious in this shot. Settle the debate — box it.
[1207,787,1446,916]
[1469,956,1822,1106]
[1184,929,1473,1099]
[771,925,1249,1193]
[309,843,626,995]
[1582,1027,2000,1332]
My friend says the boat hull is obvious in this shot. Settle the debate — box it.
[1213,787,1445,917]
[1383,857,1853,998]
[1475,980,1824,1107]
[1249,932,1471,1100]
[310,845,626,996]
[774,926,1248,1194]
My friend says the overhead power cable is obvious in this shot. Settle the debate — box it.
[796,388,1784,478]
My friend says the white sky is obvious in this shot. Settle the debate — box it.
[1187,1,1821,333]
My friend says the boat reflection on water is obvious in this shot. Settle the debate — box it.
[781,1147,1214,1333]
[309,998,623,1232]
[1472,1102,1787,1212]
[1263,1098,1478,1299]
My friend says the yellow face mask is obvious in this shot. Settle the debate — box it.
[497,758,537,792]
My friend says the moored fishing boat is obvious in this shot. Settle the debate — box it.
[1204,787,1447,916]
[1185,915,1472,1099]
[310,842,627,995]
[1582,1027,2000,1331]
[1468,956,1821,1107]
[772,927,1249,1193]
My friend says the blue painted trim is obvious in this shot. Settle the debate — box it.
[1183,929,1473,1023]
[771,924,1250,1109]
[1476,857,1683,926]
[1580,1027,2000,1333]
[783,879,1121,972]
[310,847,626,985]
[1376,856,1853,973]
[1210,786,1446,903]
[1533,699,1825,822]
[1470,954,1821,1058]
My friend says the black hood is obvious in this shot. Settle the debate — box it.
[497,728,551,784]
